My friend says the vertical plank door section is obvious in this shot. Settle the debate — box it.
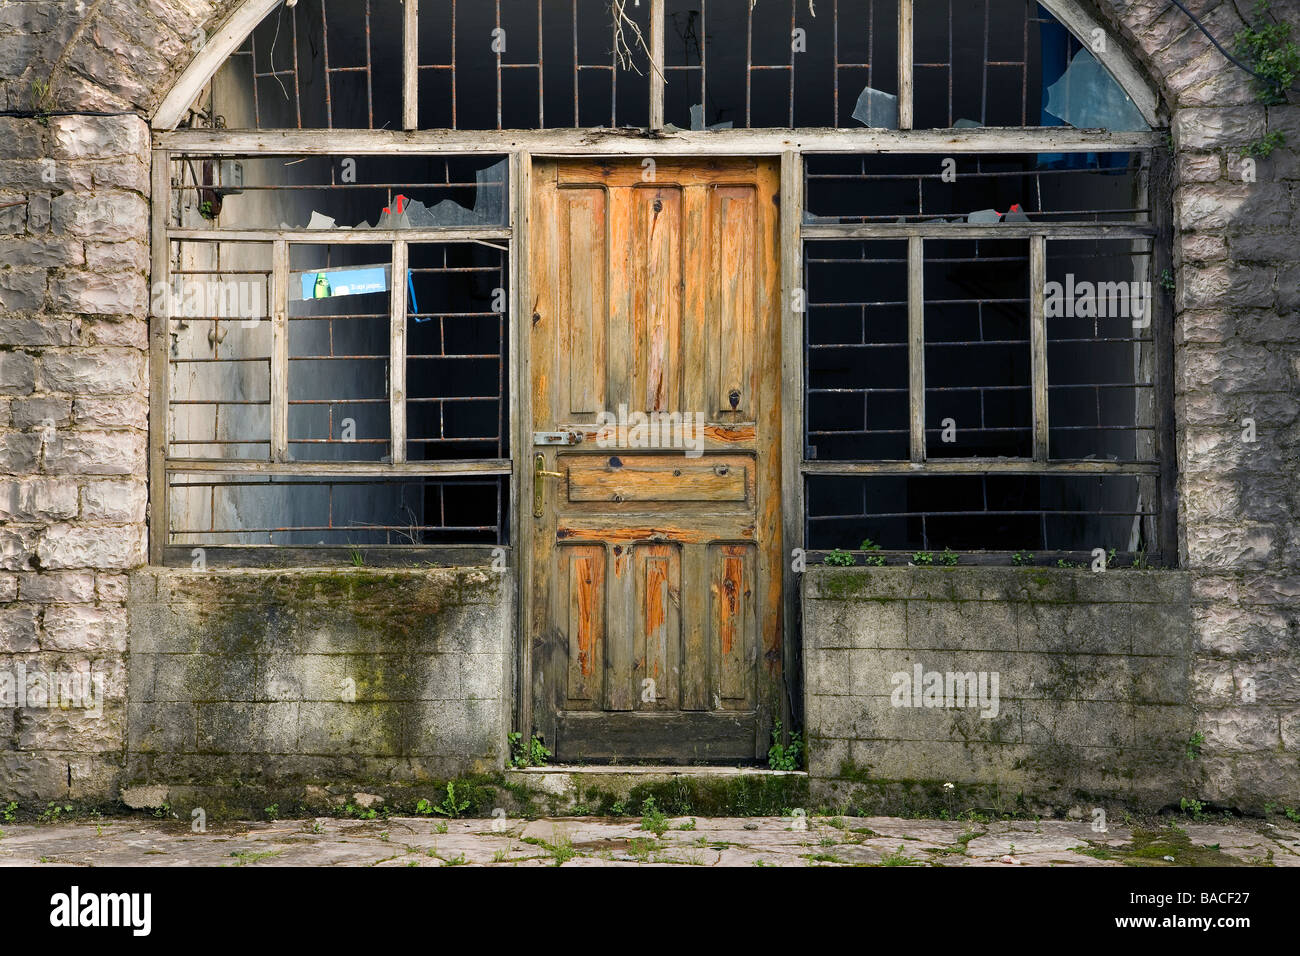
[530,158,782,762]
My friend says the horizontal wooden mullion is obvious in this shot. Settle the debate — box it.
[165,458,512,476]
[802,223,1156,240]
[155,127,1164,156]
[168,228,512,244]
[803,549,1167,566]
[800,459,1160,476]
[162,544,506,568]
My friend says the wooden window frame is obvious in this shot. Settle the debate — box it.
[150,150,517,565]
[795,147,1178,562]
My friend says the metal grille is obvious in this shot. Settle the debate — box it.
[162,174,513,549]
[912,0,1046,129]
[801,150,1165,557]
[923,237,1033,459]
[665,0,898,129]
[1046,237,1156,461]
[168,154,508,231]
[804,238,910,461]
[288,243,393,461]
[167,240,273,460]
[225,0,401,131]
[804,152,1149,225]
[198,0,1145,134]
[168,474,506,546]
[407,243,509,461]
[416,0,650,129]
[805,473,1158,555]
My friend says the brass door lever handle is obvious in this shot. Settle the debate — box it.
[534,454,563,516]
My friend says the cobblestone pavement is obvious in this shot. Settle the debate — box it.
[1,815,1298,867]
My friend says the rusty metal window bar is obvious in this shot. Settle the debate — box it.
[804,152,1150,225]
[665,0,897,129]
[166,474,506,546]
[166,153,508,232]
[407,243,510,462]
[911,0,1043,129]
[166,240,274,461]
[209,0,653,132]
[287,242,395,462]
[415,0,650,130]
[804,473,1158,554]
[800,149,1168,560]
[222,0,401,131]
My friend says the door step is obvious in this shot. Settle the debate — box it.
[503,765,809,817]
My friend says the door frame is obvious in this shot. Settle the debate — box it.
[513,151,804,760]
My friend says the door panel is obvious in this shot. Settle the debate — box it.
[565,455,751,505]
[561,189,607,418]
[531,157,782,762]
[563,544,605,708]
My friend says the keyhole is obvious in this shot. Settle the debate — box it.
[653,199,663,213]
[728,388,740,409]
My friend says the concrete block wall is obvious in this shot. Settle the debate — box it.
[805,567,1197,812]
[124,567,513,810]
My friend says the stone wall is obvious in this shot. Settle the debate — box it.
[0,106,151,801]
[804,567,1196,813]
[124,567,513,812]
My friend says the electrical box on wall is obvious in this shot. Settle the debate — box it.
[219,159,244,195]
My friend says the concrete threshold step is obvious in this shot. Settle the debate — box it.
[502,765,809,816]
[508,765,806,776]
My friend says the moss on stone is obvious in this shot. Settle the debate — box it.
[1073,825,1250,867]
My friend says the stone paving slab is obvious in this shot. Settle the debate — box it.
[0,816,1297,867]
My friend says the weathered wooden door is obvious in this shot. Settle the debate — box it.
[529,157,782,762]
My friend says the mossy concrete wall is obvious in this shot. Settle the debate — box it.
[124,567,512,811]
[804,567,1199,815]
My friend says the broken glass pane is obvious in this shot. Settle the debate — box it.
[851,86,899,129]
[690,103,733,131]
[1044,48,1148,132]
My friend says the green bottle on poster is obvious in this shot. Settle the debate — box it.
[313,273,332,298]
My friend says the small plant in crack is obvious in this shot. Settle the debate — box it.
[508,731,552,768]
[29,78,56,126]
[1235,0,1299,106]
[880,845,922,866]
[430,782,470,819]
[1242,130,1286,158]
[639,796,670,838]
[767,719,803,771]
[860,538,887,567]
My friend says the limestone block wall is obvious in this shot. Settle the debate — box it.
[125,567,513,810]
[0,109,150,802]
[1099,0,1300,814]
[804,567,1197,813]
